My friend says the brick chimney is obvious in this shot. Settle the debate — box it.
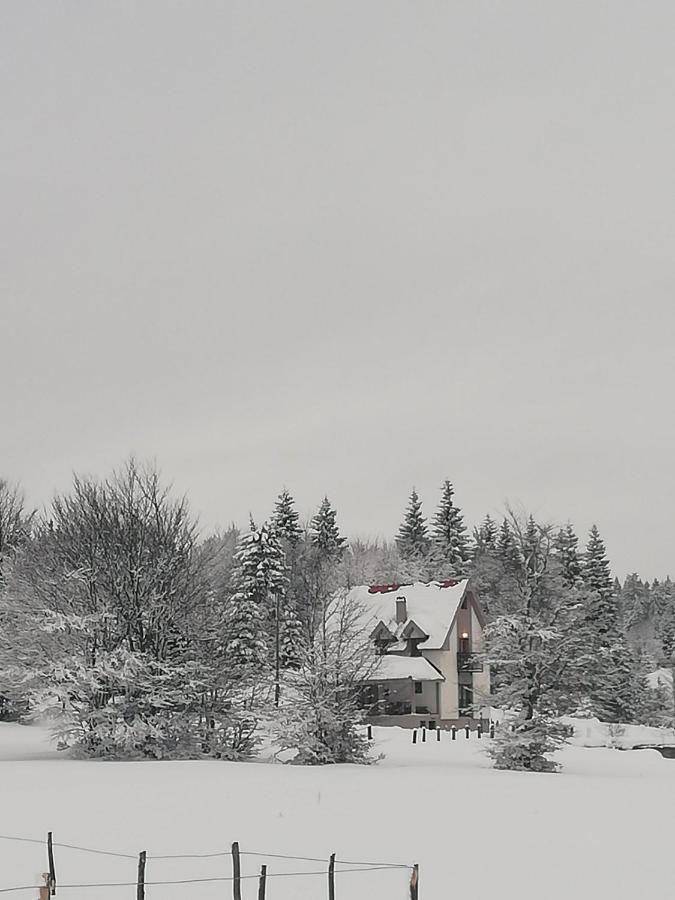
[395,596,407,624]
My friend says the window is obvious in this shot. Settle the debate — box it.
[459,685,473,713]
[414,682,423,694]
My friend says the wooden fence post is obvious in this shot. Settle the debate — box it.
[477,726,482,739]
[136,851,146,900]
[436,727,441,741]
[421,727,426,743]
[367,724,373,740]
[412,729,417,744]
[232,842,242,900]
[38,874,50,900]
[490,724,495,738]
[47,832,56,895]
[451,726,456,740]
[258,864,267,900]
[410,863,419,900]
[328,852,336,900]
[465,726,470,739]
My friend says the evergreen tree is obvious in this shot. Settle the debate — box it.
[620,574,653,631]
[430,480,470,576]
[279,597,305,669]
[521,515,543,575]
[655,578,675,659]
[473,514,498,554]
[270,489,305,667]
[227,519,288,669]
[576,527,654,723]
[496,518,521,570]
[271,488,302,547]
[554,524,582,588]
[396,489,430,560]
[582,525,618,636]
[485,515,585,772]
[310,498,347,559]
[590,643,662,725]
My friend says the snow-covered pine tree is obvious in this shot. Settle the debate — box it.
[582,525,618,638]
[485,514,586,772]
[496,518,521,570]
[590,642,663,725]
[620,574,655,641]
[226,518,287,670]
[430,480,470,577]
[270,490,306,667]
[271,488,302,548]
[473,514,498,554]
[655,578,675,658]
[554,523,582,588]
[576,527,654,723]
[310,497,347,559]
[279,597,304,669]
[396,489,430,560]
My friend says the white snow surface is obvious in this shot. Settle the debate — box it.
[349,580,468,649]
[3,721,675,900]
[562,715,675,748]
[647,667,673,691]
[363,655,444,682]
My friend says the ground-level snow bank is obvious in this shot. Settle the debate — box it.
[2,722,675,900]
[561,715,675,749]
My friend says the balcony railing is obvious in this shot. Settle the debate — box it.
[457,652,484,673]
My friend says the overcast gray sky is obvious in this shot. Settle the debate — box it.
[2,2,674,579]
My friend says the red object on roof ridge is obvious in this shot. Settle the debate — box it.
[437,579,459,588]
[368,583,402,594]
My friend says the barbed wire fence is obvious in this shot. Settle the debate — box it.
[0,833,419,899]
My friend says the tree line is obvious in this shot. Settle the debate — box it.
[0,463,672,771]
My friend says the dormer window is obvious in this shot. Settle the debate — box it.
[400,620,428,657]
[370,621,397,655]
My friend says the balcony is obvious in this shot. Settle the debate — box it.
[457,652,484,673]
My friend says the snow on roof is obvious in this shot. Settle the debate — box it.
[362,655,445,683]
[349,579,469,650]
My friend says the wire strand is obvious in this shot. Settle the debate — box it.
[0,835,135,860]
[0,865,404,893]
[0,834,411,869]
[241,850,412,869]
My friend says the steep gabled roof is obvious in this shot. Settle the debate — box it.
[369,621,397,642]
[349,580,470,650]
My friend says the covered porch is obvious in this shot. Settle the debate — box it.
[358,655,444,721]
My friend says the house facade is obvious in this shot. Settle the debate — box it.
[352,579,491,730]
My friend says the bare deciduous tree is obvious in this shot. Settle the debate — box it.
[0,480,33,582]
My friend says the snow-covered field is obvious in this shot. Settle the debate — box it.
[2,723,675,899]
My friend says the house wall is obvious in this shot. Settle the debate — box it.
[470,605,491,704]
[422,597,491,719]
[423,627,459,719]
[413,679,439,715]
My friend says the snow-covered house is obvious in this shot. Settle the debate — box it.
[352,580,491,729]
